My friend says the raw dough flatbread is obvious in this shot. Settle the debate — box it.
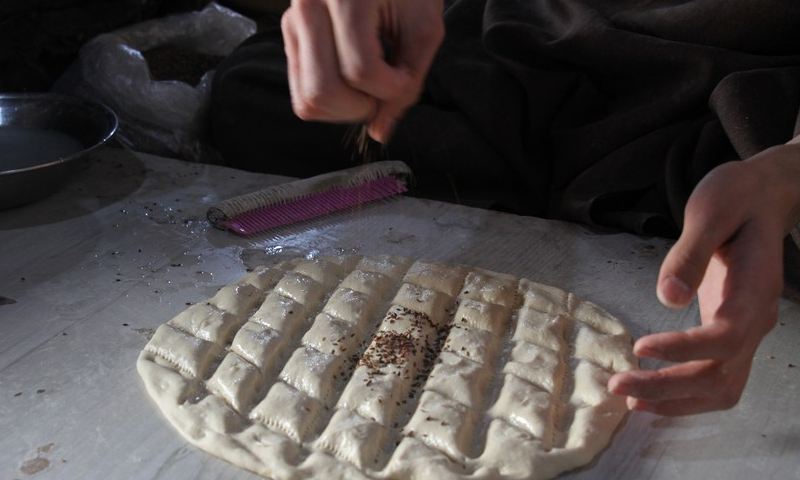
[137,254,638,480]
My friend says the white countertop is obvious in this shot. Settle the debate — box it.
[1,148,798,480]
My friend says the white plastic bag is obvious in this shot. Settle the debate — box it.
[55,3,256,162]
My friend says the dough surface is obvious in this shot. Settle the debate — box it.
[137,254,638,480]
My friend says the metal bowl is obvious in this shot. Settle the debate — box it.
[0,93,118,210]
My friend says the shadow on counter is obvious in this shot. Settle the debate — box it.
[0,148,146,230]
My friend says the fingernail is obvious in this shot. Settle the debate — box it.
[658,275,692,308]
[633,344,663,359]
[627,397,656,413]
[369,117,396,145]
[607,375,625,395]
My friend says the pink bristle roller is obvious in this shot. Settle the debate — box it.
[207,161,413,236]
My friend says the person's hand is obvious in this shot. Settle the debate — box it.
[608,142,800,416]
[281,0,445,143]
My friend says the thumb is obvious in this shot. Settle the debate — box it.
[657,233,713,309]
[367,91,409,144]
[657,182,740,309]
[368,7,444,143]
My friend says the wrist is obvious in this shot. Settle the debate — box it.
[748,142,800,235]
[781,143,800,232]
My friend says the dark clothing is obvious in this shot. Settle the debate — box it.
[211,0,800,237]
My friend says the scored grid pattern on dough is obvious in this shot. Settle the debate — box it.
[137,255,637,480]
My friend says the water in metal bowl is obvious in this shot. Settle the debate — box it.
[0,93,118,210]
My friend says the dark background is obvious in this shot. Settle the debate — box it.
[0,0,288,92]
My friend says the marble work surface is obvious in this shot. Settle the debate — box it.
[0,148,798,480]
